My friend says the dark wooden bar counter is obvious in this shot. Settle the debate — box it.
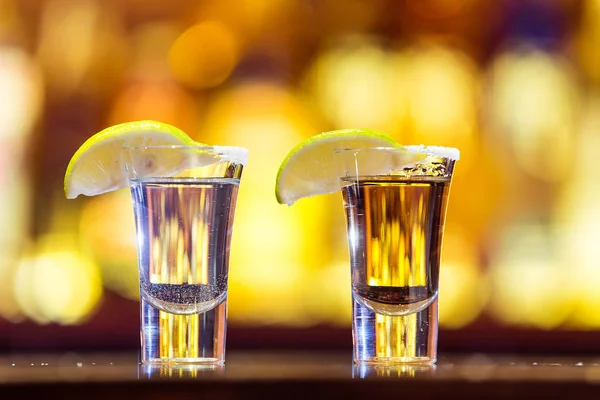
[2,351,600,398]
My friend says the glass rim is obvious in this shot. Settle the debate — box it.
[333,145,460,161]
[121,144,247,151]
[121,145,249,166]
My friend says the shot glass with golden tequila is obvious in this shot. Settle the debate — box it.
[336,146,458,364]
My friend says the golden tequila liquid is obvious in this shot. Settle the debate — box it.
[341,176,451,364]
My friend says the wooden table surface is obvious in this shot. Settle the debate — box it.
[2,351,600,398]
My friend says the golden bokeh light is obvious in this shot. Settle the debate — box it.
[0,0,21,39]
[306,41,479,167]
[0,44,43,323]
[126,22,182,74]
[0,249,24,322]
[169,21,240,90]
[108,22,202,135]
[0,46,44,144]
[445,144,507,245]
[312,0,385,35]
[487,221,574,329]
[391,44,479,171]
[31,252,101,325]
[36,0,127,99]
[386,44,492,247]
[577,0,600,85]
[199,80,340,326]
[313,258,352,326]
[14,234,103,325]
[14,252,47,325]
[303,35,397,133]
[37,0,98,95]
[108,81,202,140]
[553,94,600,329]
[485,46,580,183]
[195,0,300,46]
[79,188,139,300]
[438,227,488,329]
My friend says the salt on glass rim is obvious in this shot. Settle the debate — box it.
[214,145,249,166]
[403,145,460,161]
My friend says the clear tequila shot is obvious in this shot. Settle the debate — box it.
[336,146,458,364]
[122,145,247,364]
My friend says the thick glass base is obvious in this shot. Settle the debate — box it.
[352,298,438,364]
[140,298,227,364]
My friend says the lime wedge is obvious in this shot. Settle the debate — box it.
[275,128,400,205]
[64,120,205,199]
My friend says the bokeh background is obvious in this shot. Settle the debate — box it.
[1,0,599,354]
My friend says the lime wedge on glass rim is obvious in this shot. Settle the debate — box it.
[275,128,402,206]
[64,120,213,199]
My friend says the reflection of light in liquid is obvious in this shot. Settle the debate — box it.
[199,81,337,326]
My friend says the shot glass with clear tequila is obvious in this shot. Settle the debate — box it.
[122,145,247,364]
